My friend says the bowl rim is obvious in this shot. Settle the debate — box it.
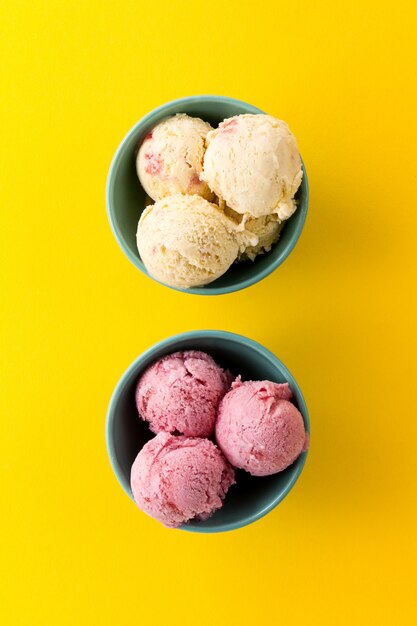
[105,329,310,533]
[106,94,309,296]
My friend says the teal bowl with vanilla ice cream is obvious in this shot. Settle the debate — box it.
[106,95,308,294]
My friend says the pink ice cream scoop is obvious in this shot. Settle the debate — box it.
[215,378,308,476]
[135,351,232,437]
[130,432,235,528]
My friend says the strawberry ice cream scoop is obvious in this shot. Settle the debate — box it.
[130,432,235,528]
[136,351,232,437]
[215,379,308,476]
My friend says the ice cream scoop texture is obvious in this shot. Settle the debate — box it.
[202,114,302,219]
[137,194,254,288]
[130,432,235,528]
[136,350,232,437]
[136,114,213,201]
[216,378,308,476]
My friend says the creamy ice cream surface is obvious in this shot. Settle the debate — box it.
[136,114,213,201]
[238,214,283,261]
[202,114,302,219]
[130,432,235,528]
[216,378,308,476]
[222,205,283,262]
[136,194,255,289]
[135,350,232,437]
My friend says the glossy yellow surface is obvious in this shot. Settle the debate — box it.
[1,1,417,624]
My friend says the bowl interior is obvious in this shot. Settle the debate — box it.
[107,96,308,294]
[107,332,309,532]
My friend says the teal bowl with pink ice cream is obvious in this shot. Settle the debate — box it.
[106,95,308,295]
[105,330,310,532]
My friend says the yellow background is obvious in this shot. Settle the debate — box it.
[1,1,417,624]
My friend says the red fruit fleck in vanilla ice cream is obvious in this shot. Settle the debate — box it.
[130,432,235,528]
[136,351,232,437]
[215,378,308,476]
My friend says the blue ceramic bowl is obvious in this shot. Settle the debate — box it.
[106,95,309,295]
[106,330,310,532]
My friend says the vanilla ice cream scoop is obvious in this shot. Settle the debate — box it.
[137,194,255,289]
[222,205,283,262]
[202,114,302,219]
[136,114,213,201]
[238,215,283,262]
